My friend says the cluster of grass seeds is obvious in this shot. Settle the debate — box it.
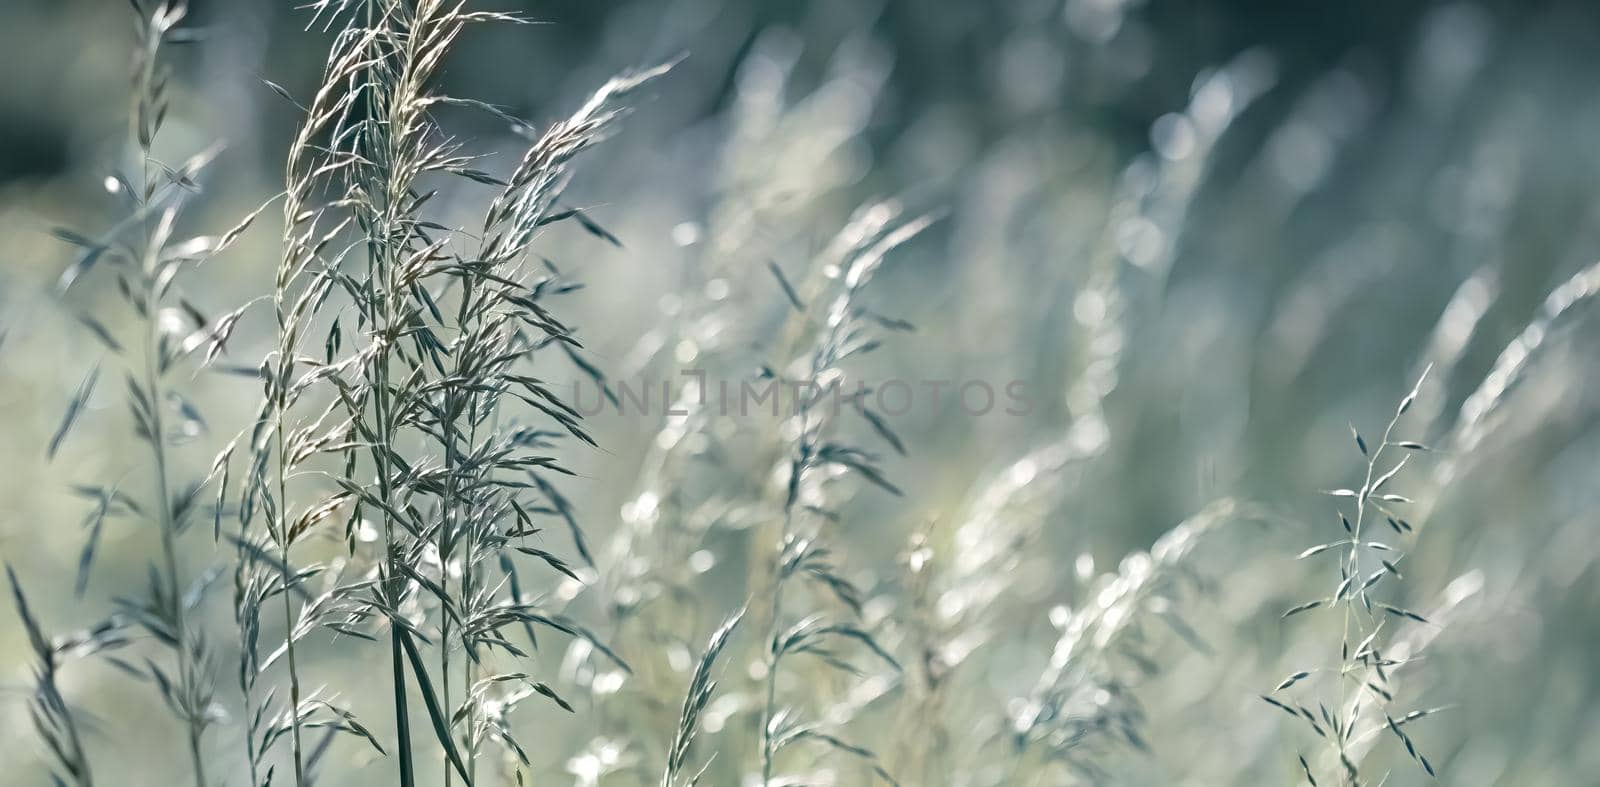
[5,0,671,785]
[1266,369,1443,785]
[225,10,385,784]
[420,55,675,787]
[219,1,674,784]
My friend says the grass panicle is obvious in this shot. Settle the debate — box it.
[43,3,269,784]
[661,608,744,787]
[219,2,674,785]
[1270,368,1446,785]
[751,201,932,787]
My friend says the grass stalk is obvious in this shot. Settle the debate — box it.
[131,12,208,780]
[142,280,208,787]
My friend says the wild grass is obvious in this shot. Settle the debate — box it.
[42,2,264,784]
[751,201,931,787]
[661,608,742,787]
[7,1,1600,786]
[1266,370,1442,786]
[227,2,674,785]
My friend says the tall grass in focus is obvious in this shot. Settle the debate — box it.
[6,1,1600,786]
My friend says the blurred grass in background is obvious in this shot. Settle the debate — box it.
[2,0,1599,784]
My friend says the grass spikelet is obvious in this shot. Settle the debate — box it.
[663,609,744,787]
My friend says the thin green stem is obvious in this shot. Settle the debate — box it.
[758,510,793,787]
[134,68,207,780]
[374,274,415,787]
[273,406,308,787]
[759,575,785,787]
[145,270,208,787]
[356,3,417,783]
[440,405,456,787]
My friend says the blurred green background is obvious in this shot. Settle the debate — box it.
[3,0,1600,784]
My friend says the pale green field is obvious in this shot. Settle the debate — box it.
[1,2,1598,785]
